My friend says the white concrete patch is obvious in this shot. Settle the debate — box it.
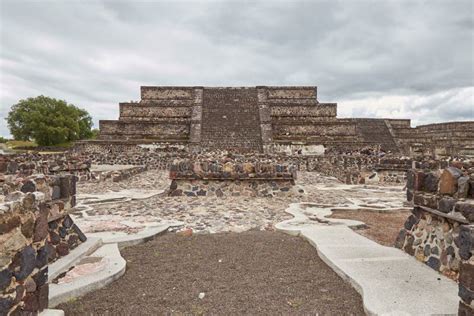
[77,189,165,205]
[48,237,102,282]
[49,244,126,308]
[90,164,138,172]
[87,221,183,249]
[39,309,65,316]
[276,203,459,316]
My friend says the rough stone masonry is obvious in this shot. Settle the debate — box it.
[77,86,474,158]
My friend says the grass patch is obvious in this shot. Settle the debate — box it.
[6,140,37,149]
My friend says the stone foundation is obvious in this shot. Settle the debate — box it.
[168,155,296,197]
[169,179,298,198]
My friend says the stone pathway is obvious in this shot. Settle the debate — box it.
[276,203,458,315]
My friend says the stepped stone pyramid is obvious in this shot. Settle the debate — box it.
[95,86,474,156]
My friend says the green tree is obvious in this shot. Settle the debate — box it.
[6,96,93,146]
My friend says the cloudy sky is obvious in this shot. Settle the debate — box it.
[0,0,473,137]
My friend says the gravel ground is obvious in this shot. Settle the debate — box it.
[330,209,410,246]
[59,231,365,315]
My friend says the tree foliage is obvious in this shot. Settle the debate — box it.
[6,96,93,146]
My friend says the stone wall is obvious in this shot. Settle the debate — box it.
[0,153,148,184]
[168,155,297,197]
[86,165,147,183]
[73,141,414,184]
[1,174,85,315]
[0,154,91,179]
[394,162,474,314]
[393,121,474,158]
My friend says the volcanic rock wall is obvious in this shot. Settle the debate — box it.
[0,154,91,179]
[73,142,414,184]
[168,155,297,197]
[0,174,85,315]
[395,162,474,314]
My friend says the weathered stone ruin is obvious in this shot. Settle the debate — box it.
[168,154,297,197]
[396,161,474,314]
[77,86,474,158]
[2,85,473,315]
[1,173,84,315]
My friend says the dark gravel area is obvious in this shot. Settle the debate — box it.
[59,230,365,315]
[330,209,410,247]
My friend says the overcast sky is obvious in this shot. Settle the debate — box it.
[0,0,473,137]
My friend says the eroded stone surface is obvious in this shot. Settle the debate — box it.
[72,170,408,235]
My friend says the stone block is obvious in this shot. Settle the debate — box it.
[456,201,474,223]
[35,246,48,269]
[38,284,49,311]
[423,172,438,193]
[459,262,474,290]
[33,268,48,287]
[426,257,441,271]
[0,215,21,235]
[11,246,36,281]
[6,161,18,174]
[51,186,61,200]
[438,197,456,213]
[457,225,474,260]
[406,170,414,190]
[469,180,474,198]
[458,176,470,198]
[413,192,438,209]
[439,167,462,195]
[0,297,14,315]
[20,180,36,193]
[459,283,474,304]
[72,224,87,242]
[33,206,48,242]
[23,291,39,312]
[404,215,419,230]
[1,229,29,259]
[59,176,71,199]
[0,268,12,291]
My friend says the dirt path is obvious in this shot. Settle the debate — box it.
[59,231,365,315]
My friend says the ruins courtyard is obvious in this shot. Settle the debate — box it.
[1,86,474,315]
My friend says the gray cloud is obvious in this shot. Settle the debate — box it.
[1,0,473,137]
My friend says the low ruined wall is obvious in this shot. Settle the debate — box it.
[0,153,148,184]
[168,156,297,197]
[0,153,91,179]
[73,142,413,184]
[394,121,474,158]
[80,165,147,183]
[169,179,298,198]
[1,174,85,315]
[395,162,474,314]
